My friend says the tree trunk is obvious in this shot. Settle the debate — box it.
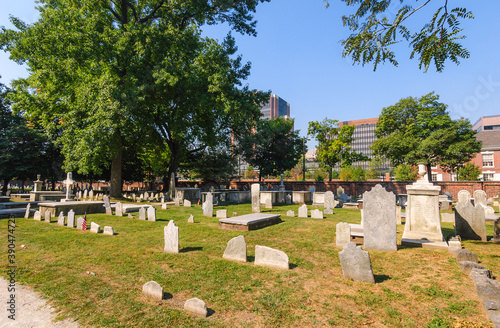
[2,178,9,195]
[427,163,432,183]
[110,145,123,198]
[21,180,25,193]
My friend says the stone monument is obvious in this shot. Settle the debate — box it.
[251,184,260,213]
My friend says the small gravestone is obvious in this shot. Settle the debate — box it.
[223,235,247,262]
[455,190,487,241]
[485,206,495,216]
[336,222,351,248]
[67,210,75,227]
[447,236,462,253]
[139,207,146,220]
[142,281,163,301]
[493,219,500,243]
[311,209,323,219]
[285,194,292,204]
[216,210,227,219]
[174,197,180,206]
[44,210,52,223]
[265,198,272,209]
[161,203,167,210]
[337,186,344,197]
[460,261,485,275]
[188,215,195,223]
[251,183,260,213]
[115,202,123,216]
[90,222,101,233]
[161,196,165,203]
[103,195,112,215]
[128,213,133,219]
[324,191,335,210]
[103,226,114,235]
[147,206,156,222]
[324,208,334,215]
[441,213,455,223]
[76,217,84,230]
[455,249,479,263]
[24,203,31,219]
[184,298,208,318]
[183,199,191,207]
[132,194,136,202]
[232,212,238,217]
[298,204,308,218]
[204,192,213,217]
[164,220,179,253]
[339,242,375,283]
[57,212,65,226]
[363,184,397,252]
[286,210,295,217]
[254,245,289,270]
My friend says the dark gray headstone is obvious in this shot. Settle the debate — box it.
[455,190,486,241]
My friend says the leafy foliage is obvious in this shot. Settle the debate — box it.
[457,162,481,181]
[339,165,366,181]
[324,0,473,72]
[393,164,418,181]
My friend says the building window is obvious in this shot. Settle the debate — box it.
[483,173,494,181]
[482,153,494,167]
[431,173,438,181]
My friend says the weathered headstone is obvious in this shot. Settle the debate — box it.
[474,190,487,208]
[285,194,292,204]
[254,245,289,270]
[216,210,227,219]
[441,213,455,223]
[164,220,179,253]
[339,242,375,283]
[395,205,402,225]
[455,190,487,241]
[90,222,101,233]
[83,189,88,200]
[132,194,136,202]
[67,210,75,227]
[298,204,308,218]
[187,215,195,223]
[115,202,123,217]
[459,261,485,275]
[493,219,500,243]
[128,213,133,219]
[174,197,180,206]
[44,210,52,223]
[24,203,31,219]
[57,212,65,226]
[139,207,146,220]
[311,209,323,219]
[203,192,213,217]
[161,203,167,210]
[184,298,207,318]
[324,208,334,215]
[265,198,272,209]
[485,206,495,216]
[183,199,191,207]
[89,190,94,201]
[251,184,260,213]
[324,191,335,210]
[286,210,295,217]
[455,249,479,263]
[103,195,112,215]
[76,217,84,230]
[223,235,247,262]
[337,186,345,197]
[142,281,163,301]
[363,184,397,252]
[103,226,114,235]
[147,206,156,222]
[336,222,351,248]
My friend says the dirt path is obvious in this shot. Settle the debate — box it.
[0,277,80,328]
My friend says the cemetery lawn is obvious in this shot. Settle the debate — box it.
[1,204,497,327]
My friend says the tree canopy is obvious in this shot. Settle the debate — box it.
[324,0,473,72]
[371,92,482,180]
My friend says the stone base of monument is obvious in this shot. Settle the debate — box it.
[343,202,360,209]
[38,201,105,216]
[485,215,500,222]
[349,223,364,242]
[219,213,282,231]
[401,238,449,250]
[0,208,35,219]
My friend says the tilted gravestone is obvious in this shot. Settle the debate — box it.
[139,207,146,220]
[142,281,163,301]
[339,242,375,283]
[336,222,351,248]
[147,206,156,222]
[363,184,397,252]
[90,222,101,233]
[455,190,487,241]
[187,215,195,223]
[203,192,213,217]
[67,210,75,227]
[24,203,31,219]
[298,204,308,218]
[223,235,247,262]
[164,220,179,253]
[183,199,191,207]
[44,210,52,223]
[184,298,208,318]
[251,184,260,213]
[254,245,289,270]
[103,195,112,215]
[57,212,65,226]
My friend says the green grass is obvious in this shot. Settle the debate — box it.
[0,203,496,327]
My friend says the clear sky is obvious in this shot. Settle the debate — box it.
[1,1,499,149]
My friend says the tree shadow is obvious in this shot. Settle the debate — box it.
[289,263,298,270]
[207,308,216,317]
[180,247,203,253]
[374,274,391,283]
[163,292,173,300]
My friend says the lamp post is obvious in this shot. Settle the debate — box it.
[302,137,309,181]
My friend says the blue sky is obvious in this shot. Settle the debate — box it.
[1,1,499,149]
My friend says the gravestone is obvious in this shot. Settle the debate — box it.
[340,193,349,203]
[147,206,156,222]
[455,190,487,241]
[363,184,397,252]
[286,210,295,217]
[460,261,485,275]
[324,208,334,215]
[188,215,195,223]
[103,195,112,215]
[254,245,289,270]
[83,189,88,200]
[337,186,345,197]
[441,213,455,223]
[161,203,167,210]
[90,222,101,233]
[161,196,165,203]
[89,190,94,201]
[164,220,179,253]
[311,209,323,219]
[493,219,500,243]
[265,198,272,209]
[216,210,227,219]
[309,186,316,199]
[174,198,180,206]
[139,207,146,220]
[128,213,133,219]
[298,204,308,218]
[142,281,163,301]
[474,190,487,208]
[44,210,52,223]
[184,298,207,318]
[455,249,479,263]
[115,202,123,217]
[103,226,114,235]
[251,184,260,213]
[285,194,292,205]
[324,191,335,210]
[132,194,136,202]
[203,192,213,217]
[223,235,247,262]
[183,199,191,207]
[67,210,75,227]
[336,222,351,248]
[395,206,402,225]
[76,217,84,230]
[339,242,375,283]
[57,212,65,226]
[485,206,495,216]
[24,203,31,219]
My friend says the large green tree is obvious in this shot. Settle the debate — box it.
[1,0,268,197]
[308,118,367,181]
[371,92,482,181]
[324,0,473,72]
[238,117,302,181]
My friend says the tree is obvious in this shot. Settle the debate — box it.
[182,145,237,184]
[1,0,269,197]
[457,162,481,181]
[324,0,473,72]
[238,117,302,181]
[371,92,482,181]
[308,118,368,181]
[339,165,366,181]
[393,164,418,181]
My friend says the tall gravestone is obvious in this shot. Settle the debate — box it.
[57,212,65,226]
[336,222,351,248]
[339,242,375,283]
[363,184,397,252]
[115,202,123,216]
[164,220,179,253]
[455,190,487,241]
[298,204,308,218]
[139,207,146,220]
[147,206,156,222]
[89,190,94,201]
[67,210,75,227]
[103,195,112,215]
[324,191,335,210]
[24,203,31,219]
[251,184,260,213]
[34,211,41,221]
[203,192,213,217]
[44,210,52,223]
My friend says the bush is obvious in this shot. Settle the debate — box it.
[457,162,481,181]
[313,169,326,182]
[339,165,366,181]
[394,164,418,181]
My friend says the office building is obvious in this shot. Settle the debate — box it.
[261,94,290,120]
[472,115,500,131]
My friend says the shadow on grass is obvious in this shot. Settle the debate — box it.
[163,292,173,300]
[289,263,298,270]
[247,256,255,262]
[207,308,216,317]
[180,247,203,253]
[374,274,391,283]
